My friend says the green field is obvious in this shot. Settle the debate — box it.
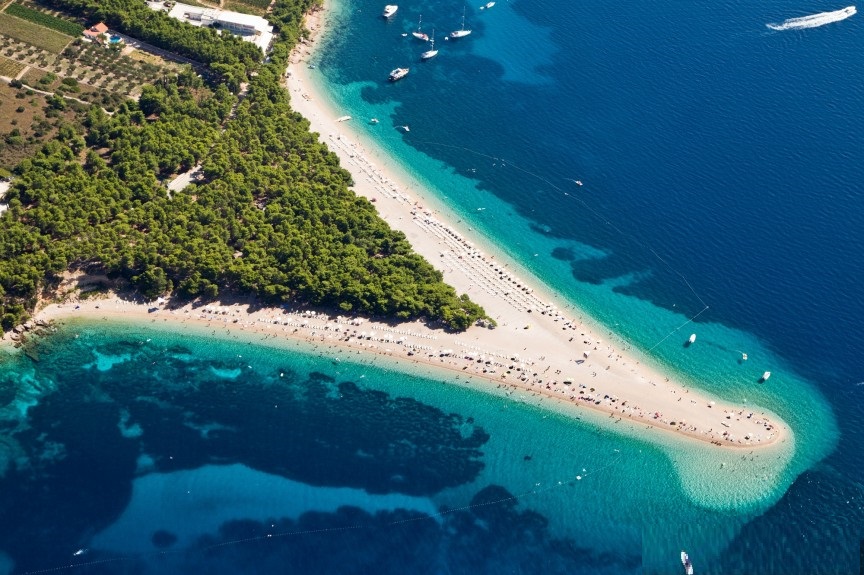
[0,12,73,53]
[0,55,26,78]
[223,0,270,15]
[5,3,83,37]
[233,0,271,8]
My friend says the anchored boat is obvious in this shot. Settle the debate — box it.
[389,67,410,81]
[681,551,694,575]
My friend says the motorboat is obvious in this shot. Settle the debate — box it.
[389,67,410,81]
[760,371,771,383]
[681,551,694,575]
[450,6,472,37]
[688,333,696,345]
[382,4,398,18]
[421,30,439,59]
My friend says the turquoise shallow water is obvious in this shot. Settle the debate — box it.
[299,0,862,570]
[2,0,863,571]
[0,317,845,574]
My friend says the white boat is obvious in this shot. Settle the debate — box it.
[412,14,429,41]
[688,333,696,345]
[760,371,771,382]
[480,1,495,8]
[389,67,410,81]
[421,29,439,60]
[369,118,379,124]
[382,4,398,18]
[336,115,352,122]
[450,6,472,37]
[767,5,855,30]
[681,551,694,575]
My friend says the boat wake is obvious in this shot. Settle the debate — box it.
[767,5,856,30]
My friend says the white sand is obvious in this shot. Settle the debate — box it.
[5,5,792,451]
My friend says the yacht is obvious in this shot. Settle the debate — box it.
[389,67,410,81]
[382,4,398,18]
[421,30,439,59]
[450,6,472,37]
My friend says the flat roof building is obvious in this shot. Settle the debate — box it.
[149,2,274,52]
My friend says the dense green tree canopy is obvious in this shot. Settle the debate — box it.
[0,0,487,331]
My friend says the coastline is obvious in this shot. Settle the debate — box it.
[19,270,789,454]
[3,4,791,455]
[278,2,790,451]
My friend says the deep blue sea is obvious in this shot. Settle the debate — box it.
[2,0,864,573]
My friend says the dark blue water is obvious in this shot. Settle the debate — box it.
[306,0,864,571]
[1,0,864,572]
[0,322,648,574]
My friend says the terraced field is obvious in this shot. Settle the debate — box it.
[0,12,72,53]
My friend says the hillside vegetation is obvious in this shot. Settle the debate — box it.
[0,0,488,331]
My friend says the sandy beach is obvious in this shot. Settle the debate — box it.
[4,4,791,453]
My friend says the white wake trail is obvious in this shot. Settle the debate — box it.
[767,5,856,30]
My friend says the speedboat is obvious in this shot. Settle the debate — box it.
[389,67,410,81]
[688,333,696,345]
[382,4,398,18]
[681,551,694,575]
[760,371,771,382]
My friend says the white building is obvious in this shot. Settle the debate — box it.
[148,2,274,53]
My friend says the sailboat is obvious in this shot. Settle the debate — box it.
[412,14,429,41]
[421,29,438,60]
[449,6,472,38]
